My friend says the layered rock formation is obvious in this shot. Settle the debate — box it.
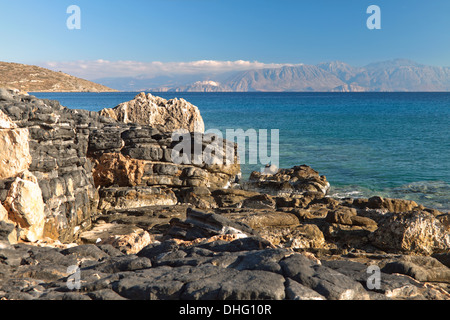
[0,89,238,244]
[0,88,449,301]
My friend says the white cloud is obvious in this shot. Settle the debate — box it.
[40,59,301,80]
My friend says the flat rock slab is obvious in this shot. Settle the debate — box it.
[0,238,449,300]
[382,255,450,283]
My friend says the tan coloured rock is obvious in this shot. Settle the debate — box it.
[370,211,450,255]
[99,227,153,255]
[4,171,46,242]
[0,202,17,244]
[0,110,32,179]
[99,92,205,132]
[259,224,326,249]
[244,165,330,197]
[98,186,178,212]
[353,196,419,213]
[227,210,300,229]
[0,202,9,222]
[91,153,146,187]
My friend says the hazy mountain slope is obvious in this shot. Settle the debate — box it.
[316,61,363,83]
[355,59,450,91]
[0,61,117,92]
[155,59,450,92]
[224,65,346,92]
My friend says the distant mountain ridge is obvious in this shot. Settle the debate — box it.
[0,61,117,92]
[99,59,450,92]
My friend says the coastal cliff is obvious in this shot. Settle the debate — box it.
[0,88,449,300]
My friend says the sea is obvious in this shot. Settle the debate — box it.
[31,92,450,213]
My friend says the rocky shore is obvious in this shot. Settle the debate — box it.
[0,88,449,300]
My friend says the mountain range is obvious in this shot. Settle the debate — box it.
[96,59,450,92]
[1,59,449,93]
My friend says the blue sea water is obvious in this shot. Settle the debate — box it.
[31,92,450,212]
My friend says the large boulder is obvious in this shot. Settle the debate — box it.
[4,171,46,242]
[369,211,450,255]
[99,92,205,133]
[0,110,32,179]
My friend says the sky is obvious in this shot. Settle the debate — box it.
[0,0,449,79]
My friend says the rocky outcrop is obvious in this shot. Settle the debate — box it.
[243,165,330,197]
[0,88,449,301]
[0,89,239,244]
[369,211,450,255]
[99,92,205,132]
[0,90,104,243]
[88,127,240,192]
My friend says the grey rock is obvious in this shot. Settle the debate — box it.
[217,269,286,300]
[229,248,289,274]
[87,289,128,300]
[280,254,369,300]
[433,253,450,268]
[0,221,15,242]
[285,278,325,300]
[0,88,14,101]
[321,259,424,299]
[167,208,256,241]
[60,244,110,261]
[86,256,152,273]
[113,274,185,300]
[382,255,450,283]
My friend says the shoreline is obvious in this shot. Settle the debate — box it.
[0,88,449,300]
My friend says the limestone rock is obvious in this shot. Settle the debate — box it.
[91,153,146,187]
[258,224,326,249]
[99,228,153,255]
[0,91,101,243]
[353,196,419,213]
[225,209,300,230]
[370,211,450,255]
[99,92,205,133]
[325,208,377,228]
[167,208,256,241]
[4,171,46,242]
[0,110,32,180]
[211,189,261,208]
[87,127,241,191]
[243,165,330,197]
[98,186,178,212]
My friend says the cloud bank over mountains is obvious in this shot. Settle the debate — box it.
[42,60,301,80]
[40,59,450,92]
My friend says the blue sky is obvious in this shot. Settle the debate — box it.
[0,0,449,79]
